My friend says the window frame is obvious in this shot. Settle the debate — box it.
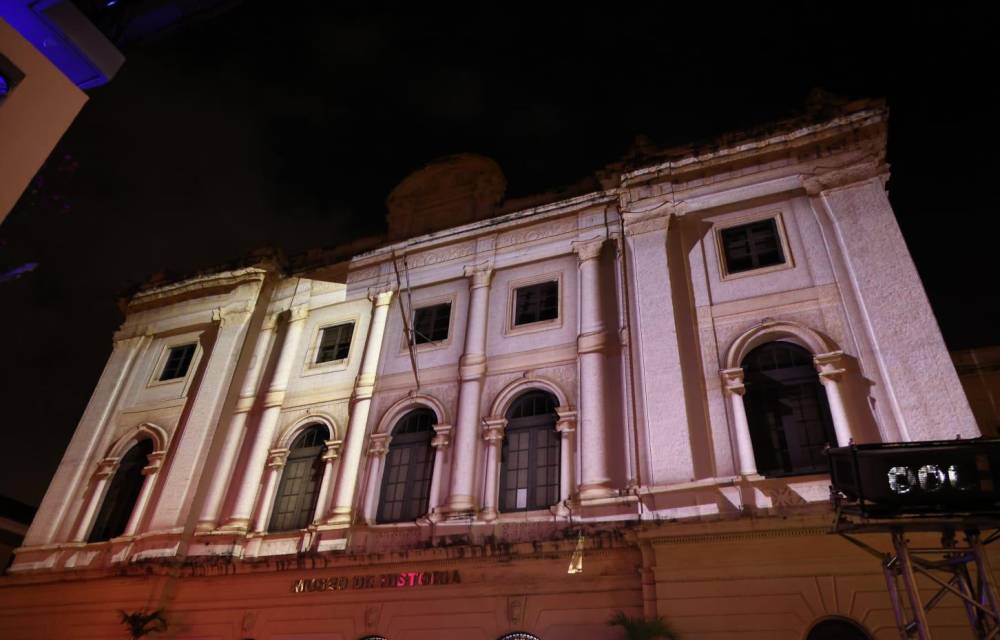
[302,312,363,376]
[147,333,203,389]
[399,293,457,353]
[504,271,564,337]
[498,392,561,514]
[376,409,437,524]
[268,424,329,533]
[714,211,794,280]
[314,321,356,364]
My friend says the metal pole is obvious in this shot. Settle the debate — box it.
[970,529,1000,636]
[883,556,909,640]
[894,529,933,640]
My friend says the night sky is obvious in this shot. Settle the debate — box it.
[1,4,997,508]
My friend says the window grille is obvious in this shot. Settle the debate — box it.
[500,391,560,512]
[377,409,436,523]
[269,424,328,532]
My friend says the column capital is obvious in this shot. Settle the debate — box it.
[322,439,343,461]
[577,329,609,354]
[266,448,289,470]
[463,263,494,289]
[368,287,396,307]
[95,457,120,479]
[431,424,453,449]
[141,451,166,476]
[621,202,674,237]
[482,417,506,442]
[262,311,281,331]
[113,325,151,343]
[814,350,847,381]
[555,407,578,434]
[720,367,746,396]
[572,238,605,262]
[214,300,255,327]
[368,434,392,458]
[288,304,310,324]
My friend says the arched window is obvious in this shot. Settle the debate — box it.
[89,439,154,542]
[500,391,560,512]
[498,633,541,640]
[269,424,328,532]
[377,409,436,523]
[742,341,836,476]
[806,617,871,640]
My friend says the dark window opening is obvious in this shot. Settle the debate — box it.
[720,218,785,274]
[159,343,196,381]
[269,424,329,532]
[743,341,836,476]
[377,409,436,523]
[806,618,872,640]
[317,322,354,363]
[412,303,451,344]
[514,281,558,326]
[500,391,560,512]
[88,439,153,542]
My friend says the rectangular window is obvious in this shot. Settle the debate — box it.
[159,344,196,381]
[720,218,786,274]
[412,303,451,344]
[513,281,558,326]
[316,322,354,363]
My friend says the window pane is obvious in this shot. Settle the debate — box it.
[412,303,451,344]
[377,409,437,523]
[721,218,785,274]
[317,323,354,363]
[160,344,196,381]
[513,281,559,326]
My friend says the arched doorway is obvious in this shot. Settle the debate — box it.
[377,408,436,523]
[269,423,328,531]
[88,438,154,542]
[806,617,871,640]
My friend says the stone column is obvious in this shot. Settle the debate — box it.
[720,368,757,476]
[311,439,342,524]
[814,351,853,447]
[123,450,166,537]
[362,434,392,524]
[574,238,614,500]
[29,332,148,546]
[327,289,394,526]
[148,302,258,531]
[72,457,119,542]
[197,314,278,531]
[223,304,310,530]
[553,408,578,515]
[479,417,506,522]
[445,265,493,515]
[251,448,289,533]
[426,424,452,520]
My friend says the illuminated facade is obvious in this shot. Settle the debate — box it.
[0,100,982,639]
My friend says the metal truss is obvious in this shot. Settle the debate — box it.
[839,525,1000,639]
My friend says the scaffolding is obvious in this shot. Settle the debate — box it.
[834,511,1000,638]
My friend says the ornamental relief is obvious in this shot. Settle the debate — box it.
[346,265,380,284]
[401,241,476,269]
[496,217,577,249]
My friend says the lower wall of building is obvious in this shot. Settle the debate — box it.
[0,518,993,639]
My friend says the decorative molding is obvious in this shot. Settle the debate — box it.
[405,242,476,269]
[463,262,494,289]
[720,368,746,396]
[266,448,289,470]
[572,237,604,262]
[288,304,310,323]
[802,159,889,195]
[346,265,380,284]
[814,350,847,381]
[367,434,391,458]
[724,318,838,370]
[322,440,343,461]
[644,525,830,546]
[431,424,453,449]
[496,217,577,249]
[369,287,396,308]
[95,457,120,479]
[482,417,506,443]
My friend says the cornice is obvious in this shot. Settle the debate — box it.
[128,267,268,312]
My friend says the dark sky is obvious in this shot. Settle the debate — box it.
[1,4,998,508]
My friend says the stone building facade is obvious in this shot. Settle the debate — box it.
[0,100,984,639]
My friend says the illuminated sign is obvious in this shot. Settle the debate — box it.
[828,440,1000,518]
[292,570,461,593]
